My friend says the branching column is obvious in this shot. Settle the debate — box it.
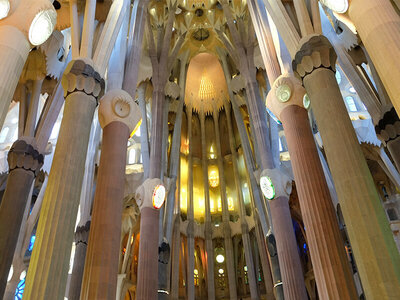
[267,74,358,299]
[200,111,216,300]
[24,59,104,299]
[0,138,43,298]
[212,106,237,300]
[293,35,400,299]
[81,89,140,299]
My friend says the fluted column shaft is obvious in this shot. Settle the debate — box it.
[281,105,357,299]
[68,221,90,300]
[245,79,306,300]
[212,108,237,300]
[0,26,30,130]
[186,106,195,300]
[225,104,259,300]
[200,112,216,300]
[24,60,104,300]
[293,35,400,299]
[268,74,358,299]
[81,121,129,299]
[0,139,43,298]
[348,0,400,116]
[268,196,308,300]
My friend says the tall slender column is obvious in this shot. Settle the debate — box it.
[81,89,140,299]
[200,111,216,300]
[346,0,400,116]
[137,82,150,178]
[24,59,104,300]
[186,105,195,300]
[293,35,400,299]
[0,26,30,130]
[0,138,43,298]
[212,106,238,300]
[135,178,166,299]
[225,103,259,299]
[68,221,90,300]
[267,74,358,299]
[230,95,280,299]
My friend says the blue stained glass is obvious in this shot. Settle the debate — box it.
[28,235,36,252]
[14,278,25,300]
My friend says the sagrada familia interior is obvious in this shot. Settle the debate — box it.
[0,0,400,299]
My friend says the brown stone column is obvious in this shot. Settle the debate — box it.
[0,138,43,298]
[80,89,140,299]
[23,59,104,300]
[268,196,306,300]
[347,0,400,116]
[135,178,166,300]
[293,35,400,299]
[267,74,358,299]
[68,221,90,300]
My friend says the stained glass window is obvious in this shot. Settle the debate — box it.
[14,277,25,300]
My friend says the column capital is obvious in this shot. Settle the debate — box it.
[292,34,337,81]
[98,89,141,134]
[74,220,91,245]
[61,59,105,102]
[375,107,400,144]
[259,168,292,200]
[135,178,165,210]
[8,137,43,176]
[266,74,307,120]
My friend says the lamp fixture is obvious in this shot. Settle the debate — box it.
[0,0,10,20]
[152,184,166,209]
[260,175,275,200]
[29,9,57,46]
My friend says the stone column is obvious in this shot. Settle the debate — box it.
[135,178,166,300]
[260,169,308,300]
[346,0,400,116]
[225,103,259,300]
[80,89,140,299]
[293,35,400,299]
[186,106,195,300]
[267,74,358,299]
[0,138,43,298]
[0,26,30,130]
[68,221,90,300]
[200,111,216,300]
[24,59,104,300]
[212,106,237,300]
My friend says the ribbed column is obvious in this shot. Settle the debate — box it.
[0,26,30,130]
[81,89,140,299]
[212,106,237,300]
[267,74,358,299]
[200,111,216,300]
[186,106,195,300]
[264,174,308,300]
[225,103,259,300]
[348,0,400,116]
[24,60,104,300]
[293,35,400,299]
[246,78,306,300]
[68,221,90,300]
[135,178,166,299]
[0,138,43,298]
